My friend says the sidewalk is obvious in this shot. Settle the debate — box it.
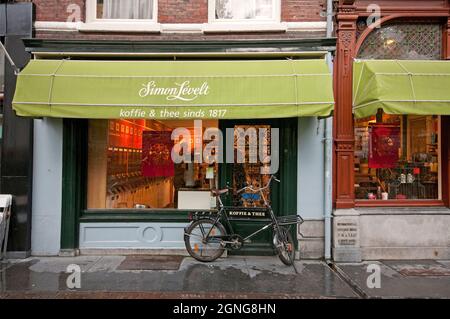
[1,256,449,299]
[334,260,450,299]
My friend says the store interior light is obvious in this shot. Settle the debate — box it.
[384,39,396,47]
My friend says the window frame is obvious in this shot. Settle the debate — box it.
[208,0,281,24]
[84,0,159,32]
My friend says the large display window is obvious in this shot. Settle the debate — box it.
[87,119,219,210]
[354,113,440,201]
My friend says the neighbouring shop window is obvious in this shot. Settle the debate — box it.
[213,0,278,21]
[354,113,441,201]
[87,119,219,209]
[358,23,442,60]
[96,0,155,20]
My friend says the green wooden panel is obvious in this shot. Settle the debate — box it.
[61,119,87,249]
[219,118,298,255]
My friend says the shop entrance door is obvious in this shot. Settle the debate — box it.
[219,119,298,255]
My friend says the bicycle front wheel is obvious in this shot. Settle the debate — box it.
[184,219,227,262]
[274,226,295,266]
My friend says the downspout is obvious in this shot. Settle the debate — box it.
[324,0,334,262]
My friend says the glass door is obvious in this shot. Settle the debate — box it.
[219,118,297,255]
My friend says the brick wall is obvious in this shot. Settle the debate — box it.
[282,0,326,22]
[159,0,208,24]
[32,0,325,23]
[34,0,85,22]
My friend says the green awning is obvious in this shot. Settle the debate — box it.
[13,59,334,119]
[353,59,450,119]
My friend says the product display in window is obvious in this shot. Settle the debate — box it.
[88,119,219,209]
[354,113,440,200]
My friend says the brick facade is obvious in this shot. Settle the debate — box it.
[34,0,85,22]
[282,0,326,22]
[159,0,208,24]
[32,0,324,23]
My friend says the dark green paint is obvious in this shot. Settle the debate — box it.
[219,118,298,255]
[60,119,87,249]
[23,38,336,55]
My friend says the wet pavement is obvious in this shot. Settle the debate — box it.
[1,256,449,299]
[0,256,356,299]
[334,260,450,299]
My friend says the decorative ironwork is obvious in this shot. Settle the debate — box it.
[358,23,442,60]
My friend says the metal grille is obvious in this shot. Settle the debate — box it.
[358,23,442,60]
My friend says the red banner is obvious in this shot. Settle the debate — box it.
[369,124,400,169]
[142,131,174,177]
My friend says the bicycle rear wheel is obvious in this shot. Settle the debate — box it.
[184,219,227,262]
[274,226,295,266]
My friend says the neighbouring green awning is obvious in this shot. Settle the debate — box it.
[13,59,334,119]
[353,59,450,119]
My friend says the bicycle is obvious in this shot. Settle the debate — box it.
[183,175,304,271]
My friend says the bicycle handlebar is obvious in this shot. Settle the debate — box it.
[236,175,280,194]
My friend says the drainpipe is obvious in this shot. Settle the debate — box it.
[324,0,334,262]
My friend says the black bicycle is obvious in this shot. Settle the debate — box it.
[184,175,303,268]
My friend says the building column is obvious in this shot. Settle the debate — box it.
[334,2,357,209]
[445,17,450,60]
[332,1,362,262]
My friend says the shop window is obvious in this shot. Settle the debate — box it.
[87,119,219,210]
[358,23,442,60]
[211,0,279,22]
[92,0,156,20]
[354,113,440,201]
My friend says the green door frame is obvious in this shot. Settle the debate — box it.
[219,118,298,255]
[60,119,87,250]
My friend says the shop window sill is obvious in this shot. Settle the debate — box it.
[355,200,445,208]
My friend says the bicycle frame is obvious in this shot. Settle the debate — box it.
[200,175,287,246]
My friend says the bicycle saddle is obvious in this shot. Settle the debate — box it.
[211,189,229,196]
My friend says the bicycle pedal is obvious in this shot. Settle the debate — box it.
[244,239,252,243]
